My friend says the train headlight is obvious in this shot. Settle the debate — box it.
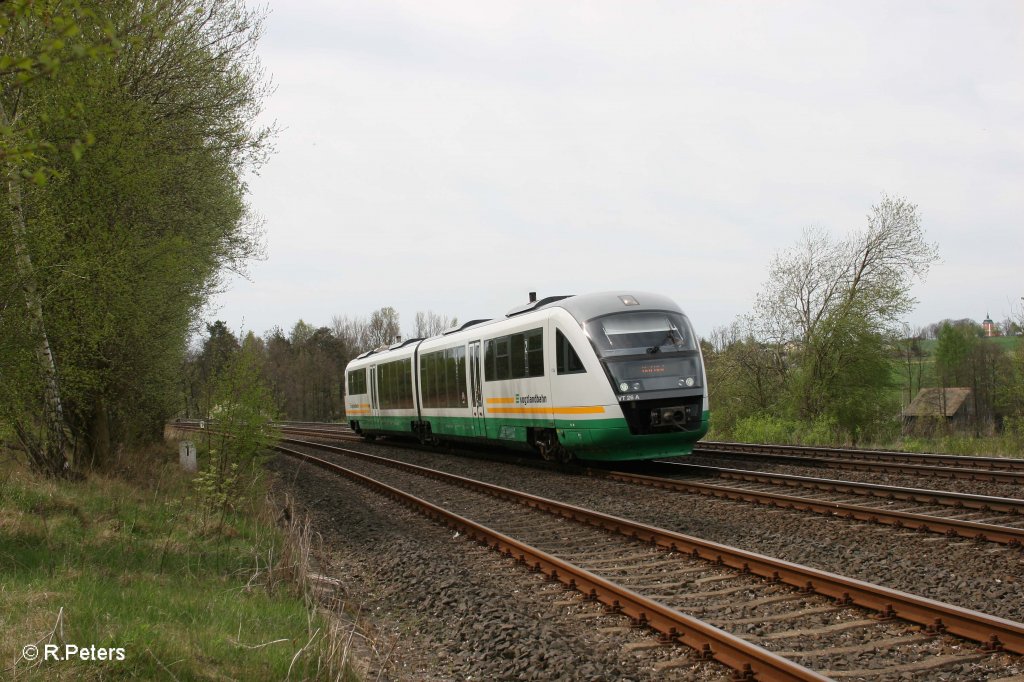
[685,377,695,387]
[619,382,629,392]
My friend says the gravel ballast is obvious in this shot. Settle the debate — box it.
[313,438,1024,625]
[269,455,734,681]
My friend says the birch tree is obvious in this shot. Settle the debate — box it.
[1,0,273,475]
[752,194,939,440]
[0,1,121,475]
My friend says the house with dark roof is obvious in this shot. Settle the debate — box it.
[902,387,974,433]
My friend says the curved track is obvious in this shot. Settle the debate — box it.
[276,437,1024,677]
[271,422,1024,548]
[170,421,1024,678]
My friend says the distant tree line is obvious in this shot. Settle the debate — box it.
[1,1,272,477]
[182,308,457,422]
[705,194,1024,445]
[920,317,1022,340]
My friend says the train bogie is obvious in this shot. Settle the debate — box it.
[344,292,709,461]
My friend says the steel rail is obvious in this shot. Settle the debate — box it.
[281,427,362,442]
[653,462,1024,514]
[278,424,1024,483]
[200,420,1024,518]
[281,437,1024,655]
[699,441,1024,472]
[276,424,352,433]
[590,467,1024,546]
[276,421,351,428]
[278,444,826,682]
[694,444,1024,485]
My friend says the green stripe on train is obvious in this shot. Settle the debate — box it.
[353,411,710,461]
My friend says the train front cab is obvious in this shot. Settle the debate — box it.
[548,305,709,461]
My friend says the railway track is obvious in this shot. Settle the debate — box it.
[598,462,1024,547]
[696,442,1024,485]
[276,436,1024,680]
[274,423,1024,486]
[262,423,1024,548]
[701,441,1024,472]
[194,420,1023,479]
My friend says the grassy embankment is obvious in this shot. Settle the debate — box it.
[0,442,357,680]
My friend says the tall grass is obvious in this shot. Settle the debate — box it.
[0,444,361,680]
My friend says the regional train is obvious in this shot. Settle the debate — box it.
[343,292,708,462]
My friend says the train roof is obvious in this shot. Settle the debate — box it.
[346,291,687,367]
[441,318,492,335]
[512,291,685,325]
[389,337,423,350]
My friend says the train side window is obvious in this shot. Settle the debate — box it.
[378,358,412,409]
[347,368,367,394]
[485,330,542,380]
[510,333,526,378]
[400,358,413,408]
[443,347,456,406]
[422,352,438,407]
[378,362,390,406]
[453,345,467,406]
[432,352,443,405]
[485,336,510,381]
[494,337,511,380]
[484,340,495,381]
[525,328,544,377]
[556,329,586,375]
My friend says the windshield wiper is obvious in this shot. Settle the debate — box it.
[646,331,679,354]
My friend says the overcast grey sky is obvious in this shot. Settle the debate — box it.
[212,0,1024,339]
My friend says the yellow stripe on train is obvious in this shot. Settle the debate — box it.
[486,406,606,415]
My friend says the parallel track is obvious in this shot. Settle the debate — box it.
[277,442,826,682]
[170,422,1024,677]
[597,463,1024,547]
[700,441,1024,472]
[266,423,1024,548]
[653,462,1024,515]
[696,442,1024,485]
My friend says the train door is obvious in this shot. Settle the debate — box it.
[468,341,486,438]
[369,365,379,424]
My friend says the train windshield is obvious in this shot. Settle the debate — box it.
[585,311,696,358]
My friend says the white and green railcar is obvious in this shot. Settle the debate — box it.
[344,291,709,462]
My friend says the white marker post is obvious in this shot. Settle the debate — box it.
[179,440,197,472]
